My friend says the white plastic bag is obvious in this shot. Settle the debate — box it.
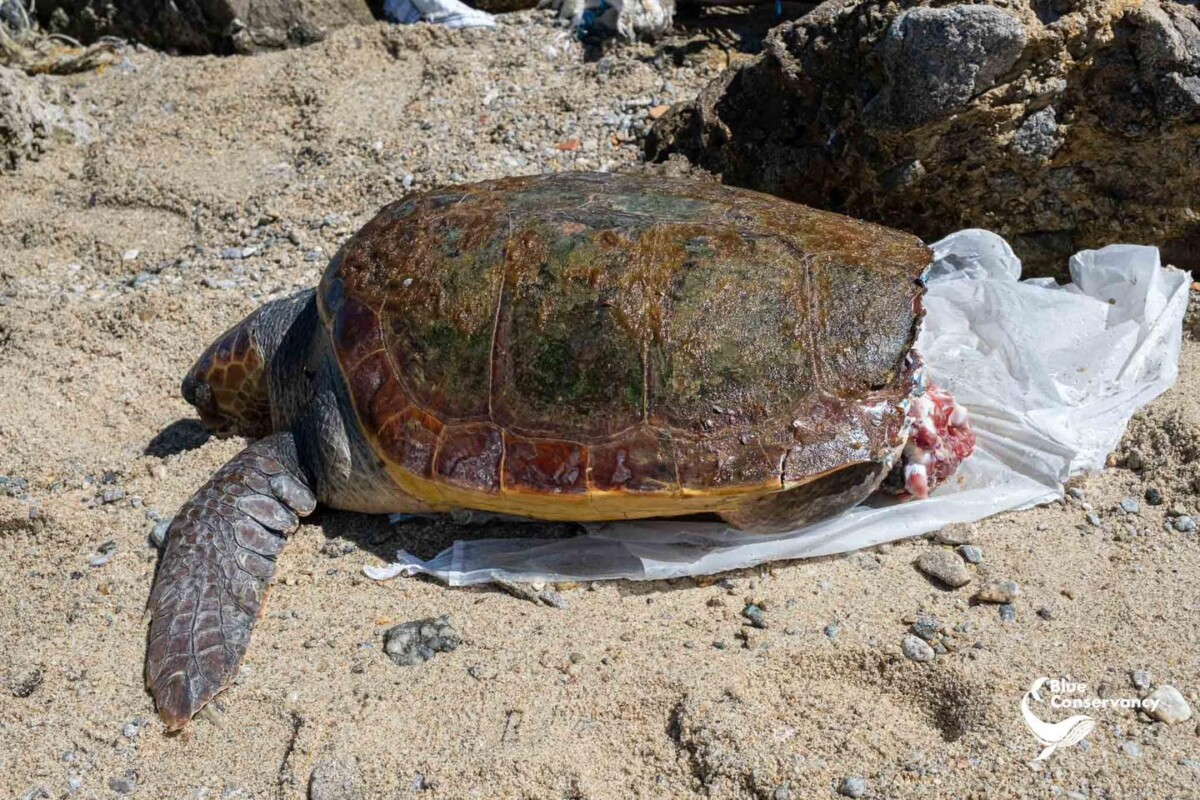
[365,230,1190,586]
[383,0,497,29]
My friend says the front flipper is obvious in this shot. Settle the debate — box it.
[146,431,316,730]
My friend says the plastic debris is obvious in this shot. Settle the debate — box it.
[383,0,497,29]
[364,230,1190,586]
[543,0,674,40]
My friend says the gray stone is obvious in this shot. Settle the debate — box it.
[1011,107,1062,161]
[1119,497,1141,515]
[998,603,1016,623]
[902,634,935,662]
[1173,515,1197,533]
[838,777,867,798]
[915,549,972,588]
[1131,670,1152,691]
[383,616,461,667]
[910,615,940,641]
[1146,685,1193,724]
[957,545,983,564]
[1121,740,1143,758]
[149,520,170,549]
[107,776,135,795]
[871,5,1027,128]
[742,604,768,629]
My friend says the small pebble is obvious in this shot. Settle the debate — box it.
[957,544,982,564]
[915,549,972,588]
[910,616,940,641]
[1036,606,1054,620]
[1121,741,1142,758]
[1173,516,1197,533]
[149,521,170,549]
[1119,497,1140,515]
[1086,511,1101,527]
[931,523,974,545]
[383,616,461,666]
[742,604,767,629]
[1145,487,1163,506]
[107,776,136,795]
[1131,670,1152,691]
[838,777,867,798]
[998,603,1016,623]
[973,579,1021,604]
[88,541,117,568]
[1067,487,1085,501]
[902,634,935,662]
[823,622,840,641]
[1146,685,1193,724]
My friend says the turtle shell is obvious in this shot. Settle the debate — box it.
[318,172,929,520]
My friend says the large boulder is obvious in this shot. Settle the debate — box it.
[647,0,1200,275]
[35,0,376,54]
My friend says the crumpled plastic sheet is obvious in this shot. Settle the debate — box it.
[543,0,674,40]
[383,0,497,29]
[365,229,1191,586]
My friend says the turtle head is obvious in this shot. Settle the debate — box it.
[183,290,316,438]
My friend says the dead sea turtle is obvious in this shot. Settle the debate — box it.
[146,172,975,729]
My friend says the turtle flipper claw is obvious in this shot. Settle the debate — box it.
[145,432,314,731]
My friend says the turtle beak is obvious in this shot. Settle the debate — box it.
[181,372,234,437]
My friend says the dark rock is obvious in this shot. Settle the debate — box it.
[383,616,461,667]
[34,0,375,55]
[647,0,1200,277]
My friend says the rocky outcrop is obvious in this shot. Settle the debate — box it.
[0,66,46,170]
[34,0,376,54]
[647,0,1200,275]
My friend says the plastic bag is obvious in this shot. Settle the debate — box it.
[383,0,497,29]
[365,230,1190,586]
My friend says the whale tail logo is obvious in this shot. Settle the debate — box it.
[1021,678,1096,761]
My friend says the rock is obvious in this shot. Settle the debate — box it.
[998,603,1016,623]
[1131,670,1152,691]
[647,0,1200,276]
[34,0,375,55]
[823,621,841,641]
[107,776,136,795]
[1173,515,1197,533]
[915,549,972,588]
[838,777,867,798]
[1119,497,1141,515]
[1121,740,1143,758]
[149,520,170,549]
[871,6,1027,129]
[902,634,935,662]
[0,67,48,172]
[742,603,768,629]
[1146,487,1163,506]
[957,545,983,564]
[930,523,975,545]
[910,615,940,641]
[1146,685,1193,724]
[974,579,1021,604]
[382,616,461,667]
[10,667,42,698]
[309,757,362,800]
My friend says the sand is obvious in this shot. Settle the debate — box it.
[1,12,1198,800]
